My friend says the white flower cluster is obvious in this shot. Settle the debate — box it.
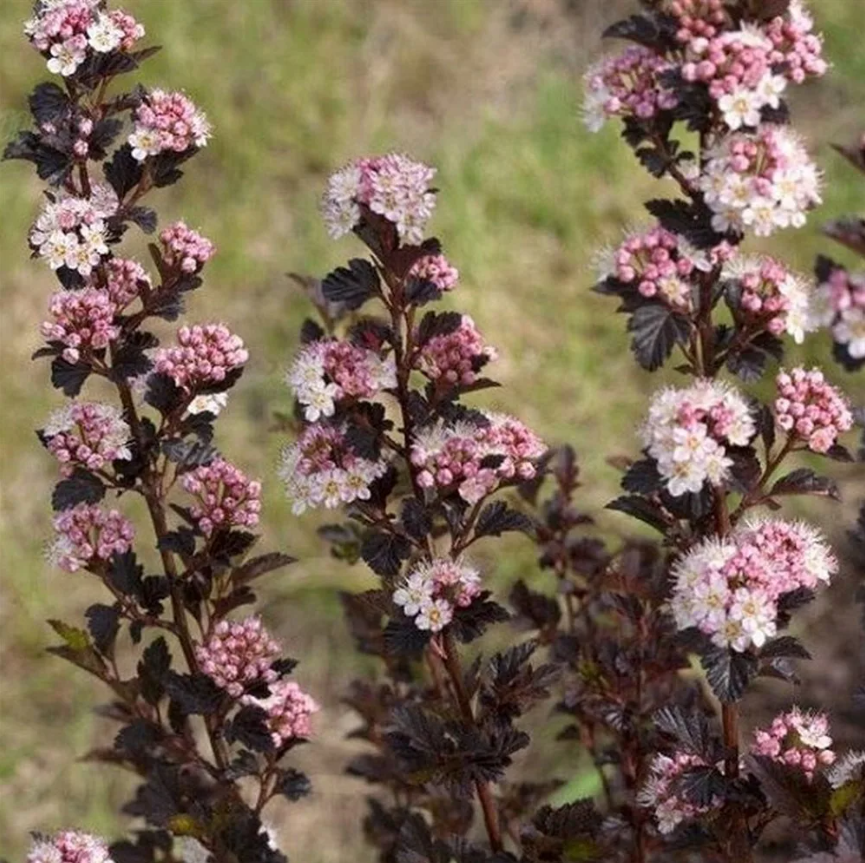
[641,380,755,497]
[393,558,482,632]
[700,126,822,237]
[286,340,396,423]
[29,186,118,275]
[321,154,437,245]
[277,424,390,515]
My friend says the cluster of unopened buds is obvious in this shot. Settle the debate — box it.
[242,679,319,747]
[751,709,836,780]
[415,315,497,388]
[286,340,396,422]
[678,4,825,130]
[42,287,120,364]
[43,402,131,474]
[411,413,545,505]
[670,517,837,652]
[774,367,853,453]
[639,751,718,835]
[195,616,281,699]
[393,557,482,632]
[154,323,248,391]
[159,221,216,274]
[128,88,211,162]
[25,0,145,77]
[641,380,755,496]
[104,257,149,308]
[724,256,814,343]
[49,503,135,573]
[320,153,437,244]
[813,266,865,360]
[582,45,678,132]
[700,125,822,236]
[597,224,709,311]
[409,253,459,292]
[181,457,262,537]
[27,830,114,863]
[278,423,390,515]
[30,187,117,275]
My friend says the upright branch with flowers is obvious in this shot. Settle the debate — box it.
[278,154,554,860]
[5,3,316,861]
[571,0,861,860]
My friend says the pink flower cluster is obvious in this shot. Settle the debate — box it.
[160,221,216,274]
[154,324,249,391]
[286,340,396,422]
[278,423,390,515]
[128,88,211,162]
[42,287,120,364]
[641,380,755,497]
[321,153,437,245]
[25,0,144,77]
[774,367,853,454]
[676,5,824,130]
[44,402,131,475]
[30,187,117,275]
[28,830,114,863]
[49,503,135,573]
[393,558,482,632]
[411,413,546,505]
[195,616,280,698]
[598,225,707,311]
[670,517,837,652]
[724,256,814,343]
[242,680,319,747]
[700,125,821,237]
[409,253,459,292]
[639,751,717,835]
[582,45,678,132]
[181,457,262,537]
[105,257,150,309]
[813,266,865,360]
[751,708,836,780]
[416,315,497,388]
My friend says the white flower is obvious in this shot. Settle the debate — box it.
[87,14,124,53]
[393,571,435,617]
[47,39,87,76]
[835,308,865,358]
[302,382,339,423]
[742,196,780,237]
[129,128,162,162]
[186,392,229,416]
[718,88,762,130]
[756,74,787,110]
[827,751,865,789]
[728,587,776,649]
[415,598,453,632]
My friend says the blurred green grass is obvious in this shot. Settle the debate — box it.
[0,0,863,858]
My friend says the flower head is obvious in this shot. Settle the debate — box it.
[241,679,319,747]
[160,221,216,274]
[181,457,262,536]
[394,558,482,632]
[43,402,131,475]
[278,423,390,515]
[774,367,853,453]
[639,751,719,834]
[154,323,248,392]
[49,503,135,572]
[415,315,497,388]
[641,380,755,496]
[28,830,113,863]
[321,153,437,244]
[751,708,836,780]
[286,340,395,422]
[129,88,211,162]
[195,616,280,698]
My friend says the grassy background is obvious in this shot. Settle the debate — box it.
[0,0,863,858]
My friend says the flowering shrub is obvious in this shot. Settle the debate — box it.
[5,3,314,860]
[5,1,865,862]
